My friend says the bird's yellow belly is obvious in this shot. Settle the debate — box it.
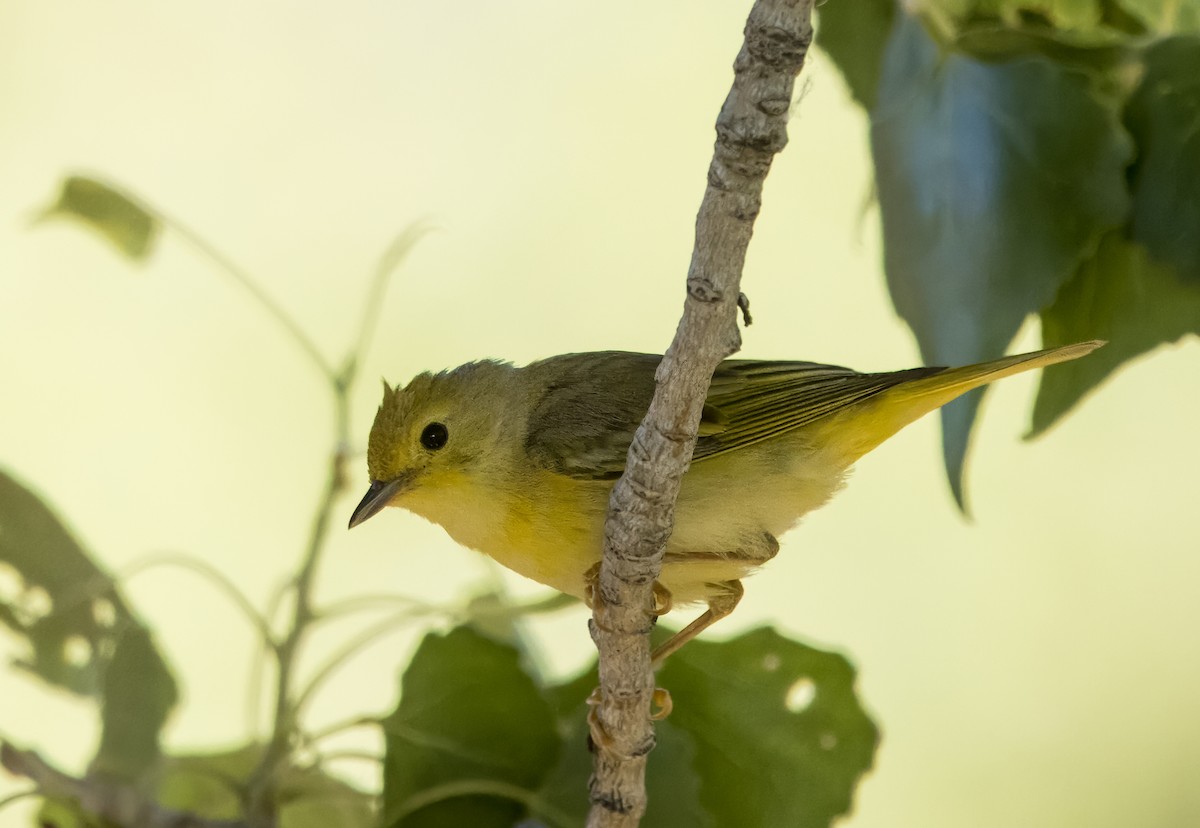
[399,437,850,607]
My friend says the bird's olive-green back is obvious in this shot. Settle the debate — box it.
[522,352,944,480]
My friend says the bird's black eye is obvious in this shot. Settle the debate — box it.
[420,422,449,451]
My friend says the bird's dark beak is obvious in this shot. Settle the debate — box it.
[348,478,406,529]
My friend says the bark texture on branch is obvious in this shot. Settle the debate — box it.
[586,1,815,825]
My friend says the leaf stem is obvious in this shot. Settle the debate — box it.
[383,778,576,828]
[161,214,338,383]
[118,553,277,652]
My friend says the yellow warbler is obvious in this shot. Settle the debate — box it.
[350,341,1102,661]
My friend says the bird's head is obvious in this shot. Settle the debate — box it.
[348,360,513,529]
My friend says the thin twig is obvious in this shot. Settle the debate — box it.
[244,414,350,823]
[587,1,815,825]
[292,606,432,715]
[119,553,277,652]
[346,222,430,378]
[158,212,338,383]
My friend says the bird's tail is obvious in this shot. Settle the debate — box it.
[821,340,1104,464]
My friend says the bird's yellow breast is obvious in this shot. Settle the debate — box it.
[398,465,609,600]
[394,428,855,606]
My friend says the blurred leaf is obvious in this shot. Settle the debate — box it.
[155,745,255,820]
[95,626,180,779]
[1126,36,1200,284]
[657,626,878,828]
[0,468,178,779]
[154,745,375,827]
[815,0,897,109]
[38,175,159,260]
[1033,234,1200,433]
[35,798,105,828]
[1111,0,1200,32]
[381,627,560,828]
[0,466,133,693]
[937,0,1107,29]
[952,19,1134,65]
[540,665,711,828]
[870,13,1130,505]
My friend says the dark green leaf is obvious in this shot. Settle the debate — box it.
[0,468,178,779]
[870,13,1131,505]
[1126,36,1200,284]
[540,665,711,828]
[815,0,897,109]
[38,175,159,260]
[1033,234,1200,433]
[1,467,137,693]
[657,627,878,828]
[381,627,560,828]
[94,626,180,779]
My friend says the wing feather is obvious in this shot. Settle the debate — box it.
[523,352,945,479]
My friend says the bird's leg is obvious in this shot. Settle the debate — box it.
[584,565,678,740]
[582,562,602,610]
[651,581,673,616]
[650,579,744,667]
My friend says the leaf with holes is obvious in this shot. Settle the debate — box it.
[0,467,177,779]
[870,13,1130,505]
[656,626,878,828]
[37,175,159,260]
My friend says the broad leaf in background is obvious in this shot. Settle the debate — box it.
[0,468,178,779]
[657,627,878,828]
[1032,235,1200,433]
[814,0,896,109]
[383,625,875,828]
[381,627,561,828]
[870,13,1130,505]
[1126,36,1200,285]
[37,175,159,260]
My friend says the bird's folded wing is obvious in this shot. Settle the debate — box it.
[692,361,941,461]
[523,351,944,480]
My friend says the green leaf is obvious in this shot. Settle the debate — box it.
[1126,36,1200,283]
[1032,234,1200,433]
[869,13,1131,505]
[38,175,159,260]
[951,19,1134,67]
[381,627,561,828]
[540,665,711,828]
[657,627,879,828]
[0,467,178,778]
[815,0,897,109]
[156,745,375,828]
[1110,0,1200,32]
[94,626,180,780]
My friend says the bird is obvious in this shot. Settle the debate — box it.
[349,341,1102,663]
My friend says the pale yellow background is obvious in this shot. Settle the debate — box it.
[2,2,1198,826]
